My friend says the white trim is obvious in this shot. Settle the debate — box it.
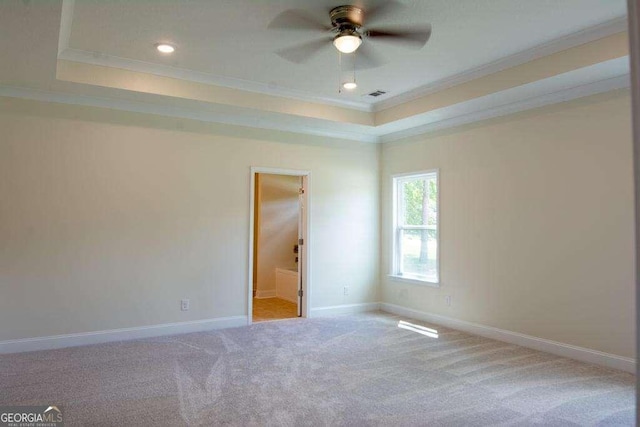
[387,274,439,287]
[0,73,629,146]
[376,57,629,135]
[56,0,371,113]
[250,167,311,176]
[0,64,628,145]
[628,0,640,401]
[391,170,440,284]
[0,316,247,354]
[56,10,625,115]
[57,0,75,54]
[48,6,630,143]
[380,303,636,373]
[248,167,311,324]
[0,85,377,143]
[58,49,373,113]
[373,17,629,112]
[380,73,631,143]
[254,290,277,299]
[310,303,381,317]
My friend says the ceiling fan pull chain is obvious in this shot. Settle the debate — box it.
[353,50,357,86]
[338,51,343,93]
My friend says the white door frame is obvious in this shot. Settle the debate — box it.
[248,167,311,323]
[626,0,640,399]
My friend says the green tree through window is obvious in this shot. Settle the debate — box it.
[394,172,439,283]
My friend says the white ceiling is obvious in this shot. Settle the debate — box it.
[66,0,627,106]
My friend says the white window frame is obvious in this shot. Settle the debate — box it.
[390,170,440,286]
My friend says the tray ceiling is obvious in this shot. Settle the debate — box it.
[64,0,627,106]
[0,0,631,143]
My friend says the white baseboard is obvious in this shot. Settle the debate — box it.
[255,290,276,299]
[310,302,380,317]
[380,303,635,374]
[0,315,248,354]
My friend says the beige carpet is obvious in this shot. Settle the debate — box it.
[0,312,635,426]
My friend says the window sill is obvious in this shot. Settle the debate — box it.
[388,274,440,287]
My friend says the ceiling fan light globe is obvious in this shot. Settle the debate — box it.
[333,34,362,53]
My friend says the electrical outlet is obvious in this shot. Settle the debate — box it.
[181,299,190,311]
[445,295,451,307]
[343,286,349,296]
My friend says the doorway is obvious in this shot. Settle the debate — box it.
[248,167,309,323]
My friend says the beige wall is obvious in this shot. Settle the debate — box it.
[255,174,299,296]
[0,97,380,341]
[0,90,634,361]
[381,91,635,358]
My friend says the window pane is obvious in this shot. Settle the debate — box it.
[401,179,427,226]
[400,229,438,281]
[394,172,439,283]
[426,176,437,227]
[401,176,437,227]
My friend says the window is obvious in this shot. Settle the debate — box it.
[392,171,439,284]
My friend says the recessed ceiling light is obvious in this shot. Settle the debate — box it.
[156,43,175,54]
[342,82,357,90]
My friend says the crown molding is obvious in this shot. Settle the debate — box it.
[373,16,629,112]
[57,48,374,113]
[380,74,630,143]
[56,0,372,113]
[0,57,628,146]
[0,85,380,143]
[57,0,74,54]
[16,4,634,145]
[58,0,627,117]
[57,0,627,117]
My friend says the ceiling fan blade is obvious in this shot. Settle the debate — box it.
[364,0,405,26]
[354,43,387,70]
[268,9,332,32]
[276,38,333,64]
[366,24,432,49]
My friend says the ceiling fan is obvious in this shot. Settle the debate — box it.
[268,1,432,70]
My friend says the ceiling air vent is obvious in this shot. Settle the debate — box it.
[368,90,387,97]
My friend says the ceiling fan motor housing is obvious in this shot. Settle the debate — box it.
[272,3,431,67]
[330,5,364,29]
